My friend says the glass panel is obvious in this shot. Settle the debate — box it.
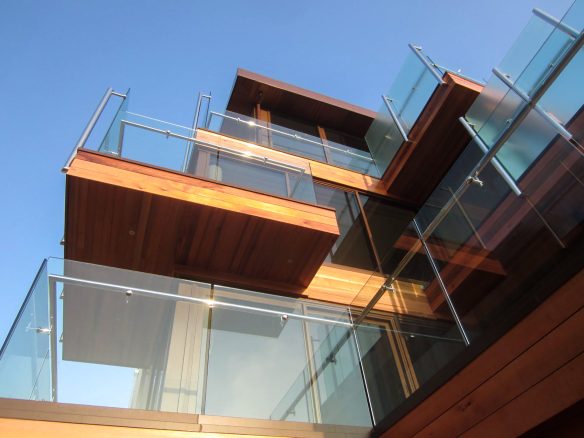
[514,114,584,243]
[109,112,194,172]
[314,184,378,271]
[426,156,583,341]
[54,259,210,413]
[496,109,561,180]
[415,140,484,233]
[514,22,573,96]
[355,315,464,422]
[99,92,131,155]
[0,261,51,401]
[366,51,441,175]
[96,110,318,203]
[498,16,557,91]
[388,52,440,132]
[347,218,467,420]
[207,110,379,176]
[0,258,374,425]
[538,46,584,127]
[562,0,584,32]
[205,286,311,421]
[358,194,414,275]
[326,139,381,177]
[365,102,405,175]
[304,313,371,426]
[476,78,526,149]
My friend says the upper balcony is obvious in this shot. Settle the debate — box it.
[366,46,483,207]
[201,69,381,178]
[63,96,339,294]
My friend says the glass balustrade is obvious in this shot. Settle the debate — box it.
[351,0,584,425]
[96,109,317,203]
[365,50,444,175]
[206,110,380,177]
[0,258,374,426]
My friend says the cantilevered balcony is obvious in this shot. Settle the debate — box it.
[366,46,483,207]
[0,258,464,429]
[63,102,339,294]
[204,110,380,177]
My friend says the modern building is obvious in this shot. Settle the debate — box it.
[0,2,582,437]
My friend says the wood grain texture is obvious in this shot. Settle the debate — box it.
[304,264,435,318]
[380,267,584,438]
[227,68,375,139]
[197,129,390,197]
[383,73,482,207]
[64,150,339,294]
[0,400,370,438]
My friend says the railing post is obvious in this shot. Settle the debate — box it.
[62,87,118,172]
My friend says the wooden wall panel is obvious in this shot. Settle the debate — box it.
[65,150,339,294]
[379,268,584,438]
[197,129,390,197]
[304,264,435,318]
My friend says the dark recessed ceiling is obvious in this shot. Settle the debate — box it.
[226,68,375,138]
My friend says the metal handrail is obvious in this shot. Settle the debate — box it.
[50,274,352,327]
[382,95,409,140]
[119,119,309,175]
[62,88,127,171]
[409,44,446,84]
[208,111,376,162]
[355,13,584,329]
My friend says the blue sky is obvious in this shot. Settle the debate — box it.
[0,0,574,341]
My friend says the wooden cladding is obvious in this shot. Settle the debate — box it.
[383,73,483,207]
[304,265,435,319]
[380,267,584,437]
[64,150,339,294]
[197,129,389,197]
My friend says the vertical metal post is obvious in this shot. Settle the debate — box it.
[532,8,579,39]
[348,308,377,426]
[48,277,58,402]
[300,303,322,423]
[183,93,213,172]
[413,219,470,346]
[62,87,114,171]
[382,95,409,141]
[408,44,446,84]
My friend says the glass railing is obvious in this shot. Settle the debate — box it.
[353,0,584,425]
[0,258,372,426]
[205,110,381,177]
[96,109,317,203]
[365,48,444,175]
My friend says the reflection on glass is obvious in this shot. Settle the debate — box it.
[207,110,379,177]
[0,259,377,427]
[366,51,442,175]
[359,194,413,275]
[0,261,51,401]
[314,184,378,271]
[205,287,311,421]
[95,110,318,204]
[355,314,464,422]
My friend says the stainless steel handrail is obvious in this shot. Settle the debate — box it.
[119,119,309,174]
[62,88,127,171]
[50,274,352,327]
[208,111,376,162]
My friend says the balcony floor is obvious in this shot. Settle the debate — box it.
[64,150,339,294]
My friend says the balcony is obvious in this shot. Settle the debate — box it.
[63,102,340,294]
[366,46,483,207]
[354,4,584,433]
[204,110,381,177]
[0,258,465,429]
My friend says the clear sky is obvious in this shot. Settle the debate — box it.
[0,0,575,342]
